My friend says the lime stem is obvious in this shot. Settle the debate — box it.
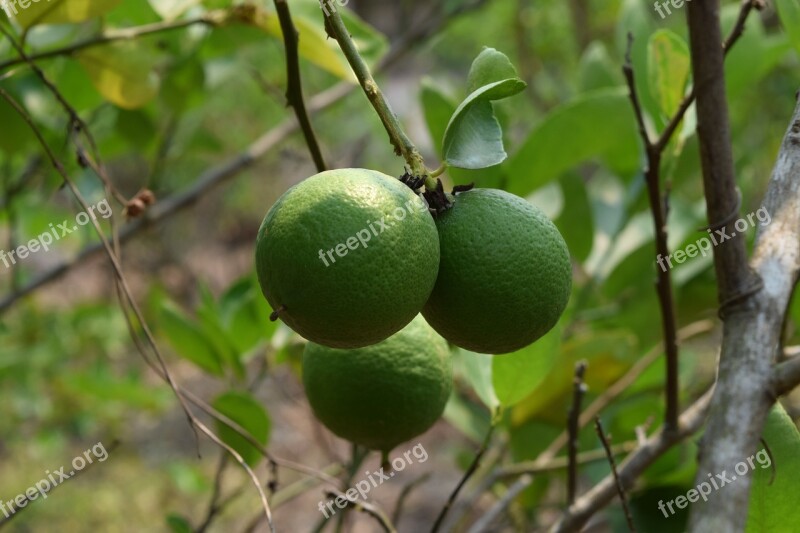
[322,5,428,180]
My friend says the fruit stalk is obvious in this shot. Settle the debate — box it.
[322,6,434,187]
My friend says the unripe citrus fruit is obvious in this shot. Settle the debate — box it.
[302,315,452,452]
[256,169,439,349]
[422,188,571,354]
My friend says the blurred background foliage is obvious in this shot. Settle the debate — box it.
[1,0,800,531]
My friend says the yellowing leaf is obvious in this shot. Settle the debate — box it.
[260,14,354,81]
[12,0,122,28]
[76,42,159,109]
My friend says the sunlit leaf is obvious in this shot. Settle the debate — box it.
[493,324,560,407]
[443,78,526,169]
[76,42,159,109]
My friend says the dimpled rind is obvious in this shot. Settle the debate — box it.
[255,168,440,349]
[422,188,572,354]
[302,315,453,452]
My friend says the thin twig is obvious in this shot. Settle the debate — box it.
[0,15,218,72]
[622,32,680,432]
[0,86,276,533]
[321,3,429,182]
[594,418,635,532]
[430,419,497,533]
[392,473,432,527]
[324,490,397,533]
[567,361,588,505]
[273,0,327,172]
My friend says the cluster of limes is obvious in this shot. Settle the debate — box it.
[256,168,571,452]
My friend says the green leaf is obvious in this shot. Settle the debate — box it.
[76,42,159,109]
[492,324,560,407]
[555,173,594,263]
[507,87,641,196]
[467,47,518,94]
[578,42,619,92]
[420,79,457,159]
[457,350,500,410]
[161,58,205,112]
[647,30,691,118]
[12,0,122,27]
[159,302,224,376]
[776,0,800,54]
[166,514,193,533]
[746,403,800,532]
[443,78,526,169]
[212,391,271,466]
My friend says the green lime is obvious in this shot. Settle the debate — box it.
[302,315,452,452]
[256,169,440,349]
[423,188,571,354]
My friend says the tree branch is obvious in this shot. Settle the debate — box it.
[320,3,429,182]
[687,90,800,531]
[273,0,327,172]
[567,361,588,504]
[548,388,714,532]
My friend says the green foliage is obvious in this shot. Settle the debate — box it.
[212,390,271,466]
[746,403,800,531]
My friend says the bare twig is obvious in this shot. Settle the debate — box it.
[392,473,431,526]
[430,419,497,533]
[324,490,397,533]
[567,361,588,504]
[273,0,327,172]
[622,33,680,431]
[547,388,713,532]
[594,418,635,532]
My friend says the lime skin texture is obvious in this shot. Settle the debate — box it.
[256,168,440,349]
[422,188,572,354]
[302,315,453,453]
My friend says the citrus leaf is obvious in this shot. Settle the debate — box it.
[166,515,193,533]
[443,78,526,169]
[555,172,594,263]
[746,403,800,532]
[492,324,560,407]
[159,302,224,376]
[776,0,800,54]
[647,29,691,118]
[420,79,457,159]
[212,391,271,467]
[76,42,159,109]
[467,47,518,94]
[507,87,641,196]
[12,0,122,28]
[458,349,500,410]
